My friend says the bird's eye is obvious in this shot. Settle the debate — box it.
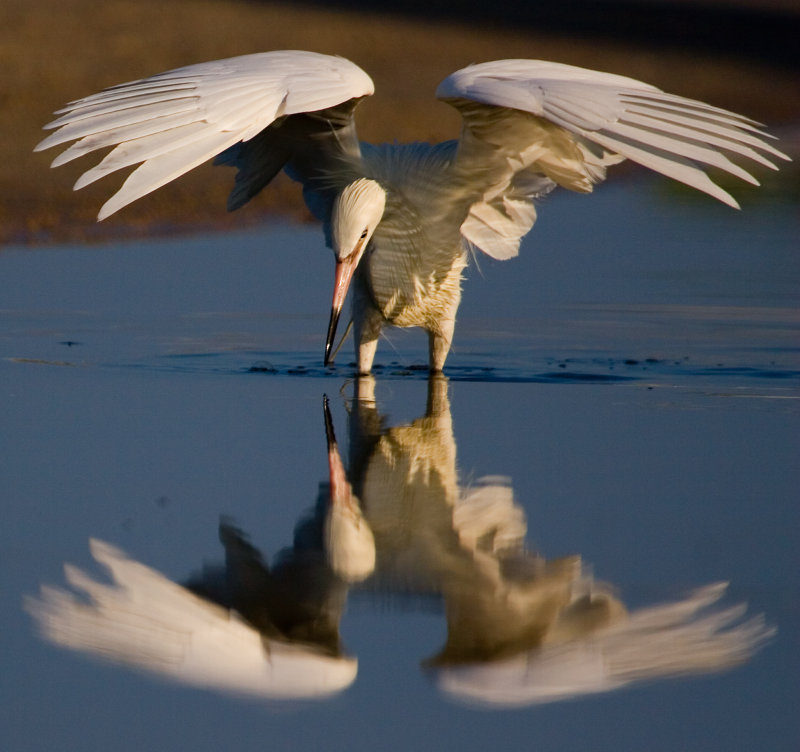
[360,228,369,240]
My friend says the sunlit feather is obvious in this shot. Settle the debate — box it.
[36,51,790,371]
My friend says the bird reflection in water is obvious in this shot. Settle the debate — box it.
[27,377,773,705]
[25,522,364,700]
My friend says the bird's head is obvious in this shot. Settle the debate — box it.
[325,179,386,366]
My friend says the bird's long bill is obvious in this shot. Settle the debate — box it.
[324,256,358,367]
[323,396,349,507]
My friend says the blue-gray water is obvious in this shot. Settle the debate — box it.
[2,182,798,751]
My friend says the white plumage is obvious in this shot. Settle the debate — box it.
[38,51,374,220]
[36,51,789,372]
[25,539,358,699]
[435,583,774,707]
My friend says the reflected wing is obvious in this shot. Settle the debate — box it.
[25,539,357,699]
[435,583,774,707]
[437,59,790,259]
[35,51,374,220]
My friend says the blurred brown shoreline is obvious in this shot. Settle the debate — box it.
[3,0,798,247]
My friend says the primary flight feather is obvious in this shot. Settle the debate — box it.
[36,51,789,373]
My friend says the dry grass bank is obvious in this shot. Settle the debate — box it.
[3,0,798,245]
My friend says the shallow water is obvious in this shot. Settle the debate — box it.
[2,182,798,751]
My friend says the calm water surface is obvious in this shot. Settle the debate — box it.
[2,183,798,751]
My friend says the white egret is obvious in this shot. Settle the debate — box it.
[36,51,790,372]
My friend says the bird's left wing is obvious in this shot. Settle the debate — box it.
[35,51,374,220]
[437,60,789,259]
[25,539,358,699]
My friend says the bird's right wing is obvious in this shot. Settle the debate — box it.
[435,583,774,707]
[438,60,789,259]
[35,51,374,220]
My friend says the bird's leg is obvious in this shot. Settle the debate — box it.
[347,375,382,496]
[353,373,376,405]
[352,283,383,375]
[426,373,451,420]
[427,278,461,372]
[428,331,450,373]
[356,336,380,376]
[428,309,457,373]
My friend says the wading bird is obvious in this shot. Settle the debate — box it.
[36,51,789,372]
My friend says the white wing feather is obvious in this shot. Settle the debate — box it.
[438,59,789,210]
[25,539,357,699]
[435,583,774,707]
[36,51,374,220]
[459,171,555,260]
[38,53,788,235]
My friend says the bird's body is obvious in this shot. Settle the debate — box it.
[36,51,789,372]
[350,142,472,369]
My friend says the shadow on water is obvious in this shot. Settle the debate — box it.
[26,377,774,707]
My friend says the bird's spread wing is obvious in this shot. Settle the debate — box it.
[35,51,374,220]
[438,60,789,259]
[25,539,358,699]
[435,583,773,707]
